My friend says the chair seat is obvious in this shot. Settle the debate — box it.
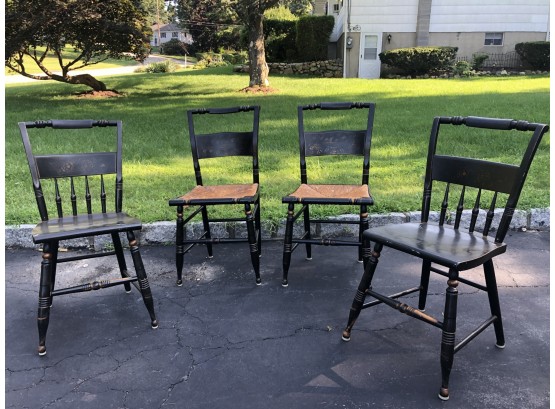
[32,212,142,244]
[170,183,259,206]
[363,222,507,271]
[282,184,373,205]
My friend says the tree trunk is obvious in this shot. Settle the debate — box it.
[247,12,269,87]
[68,74,107,91]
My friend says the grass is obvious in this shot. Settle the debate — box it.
[5,46,139,76]
[5,67,550,227]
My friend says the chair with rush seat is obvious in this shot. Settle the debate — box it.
[169,106,262,286]
[341,116,549,400]
[281,102,375,287]
[19,119,158,356]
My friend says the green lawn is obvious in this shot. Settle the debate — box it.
[5,67,550,227]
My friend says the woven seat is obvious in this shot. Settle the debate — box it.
[19,119,157,356]
[281,102,376,286]
[169,106,262,286]
[283,183,372,204]
[342,116,549,400]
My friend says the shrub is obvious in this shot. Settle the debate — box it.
[160,39,188,56]
[379,46,458,76]
[453,61,473,77]
[141,60,178,73]
[472,53,489,70]
[221,50,248,65]
[264,7,298,62]
[515,41,550,70]
[295,15,335,61]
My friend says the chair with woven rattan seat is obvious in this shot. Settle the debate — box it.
[281,102,375,287]
[19,119,158,356]
[169,106,262,286]
[341,116,549,400]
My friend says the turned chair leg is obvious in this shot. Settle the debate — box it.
[438,271,459,401]
[200,205,213,258]
[358,204,369,263]
[303,204,312,260]
[342,242,383,341]
[126,231,158,329]
[245,203,261,285]
[112,232,132,293]
[282,203,295,287]
[484,259,505,348]
[255,197,262,257]
[175,205,185,286]
[37,242,54,356]
[418,260,432,311]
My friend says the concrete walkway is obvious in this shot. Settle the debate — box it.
[5,230,549,408]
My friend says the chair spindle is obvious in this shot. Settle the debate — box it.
[453,186,466,230]
[54,178,63,218]
[85,176,92,214]
[483,192,498,237]
[469,189,482,233]
[439,183,450,226]
[70,177,77,216]
[100,175,107,213]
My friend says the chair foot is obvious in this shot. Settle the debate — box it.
[495,342,506,349]
[256,278,262,286]
[38,345,46,356]
[305,257,312,261]
[176,279,183,287]
[151,320,159,329]
[281,279,288,287]
[357,259,363,264]
[438,388,449,401]
[125,289,132,294]
[208,255,213,259]
[341,330,351,342]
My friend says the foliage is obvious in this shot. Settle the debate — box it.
[6,69,549,224]
[5,0,151,91]
[136,60,179,72]
[515,41,550,71]
[264,9,298,62]
[295,15,335,62]
[141,0,175,25]
[452,61,473,77]
[161,38,189,56]
[472,53,489,70]
[278,0,312,15]
[379,47,458,76]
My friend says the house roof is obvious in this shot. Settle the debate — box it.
[151,23,187,33]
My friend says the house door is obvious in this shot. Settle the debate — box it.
[359,33,382,79]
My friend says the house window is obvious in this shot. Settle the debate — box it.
[484,33,503,46]
[172,32,178,38]
[161,32,166,38]
[363,35,378,60]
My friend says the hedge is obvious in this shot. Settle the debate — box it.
[379,46,458,75]
[515,41,550,71]
[295,15,334,62]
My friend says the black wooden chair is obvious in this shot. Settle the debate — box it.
[169,106,262,286]
[341,116,549,400]
[19,120,158,356]
[281,102,375,287]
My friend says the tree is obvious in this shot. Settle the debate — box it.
[231,0,281,87]
[5,0,151,92]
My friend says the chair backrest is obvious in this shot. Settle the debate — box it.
[421,116,549,243]
[19,120,123,221]
[187,106,260,186]
[298,102,375,185]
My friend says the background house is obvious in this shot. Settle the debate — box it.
[317,0,550,78]
[151,23,193,47]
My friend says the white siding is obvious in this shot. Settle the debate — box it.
[429,0,549,32]
[349,0,419,32]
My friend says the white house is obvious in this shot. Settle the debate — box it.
[151,23,193,47]
[319,0,550,78]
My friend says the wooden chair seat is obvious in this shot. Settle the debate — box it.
[283,183,372,205]
[364,223,506,271]
[170,183,259,205]
[32,212,141,243]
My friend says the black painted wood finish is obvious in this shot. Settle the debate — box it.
[19,120,158,356]
[281,102,375,287]
[342,115,549,400]
[168,106,262,286]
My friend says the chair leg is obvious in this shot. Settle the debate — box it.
[49,241,59,306]
[201,205,213,258]
[112,232,132,293]
[282,203,295,287]
[484,259,505,348]
[245,203,261,285]
[342,242,383,341]
[438,271,459,401]
[37,242,54,356]
[418,260,432,311]
[126,231,158,329]
[358,204,369,263]
[175,205,185,286]
[255,197,262,257]
[303,204,312,260]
